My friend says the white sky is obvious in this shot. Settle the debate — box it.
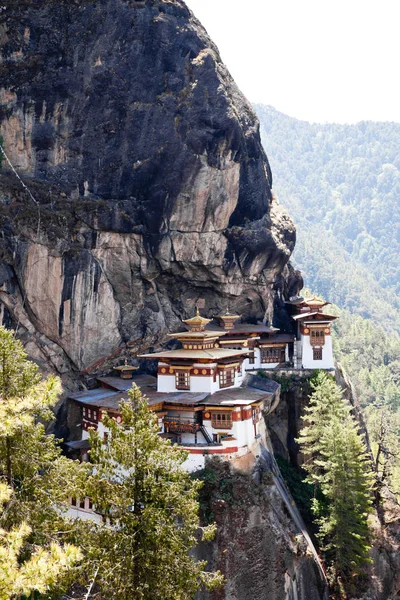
[185,0,400,124]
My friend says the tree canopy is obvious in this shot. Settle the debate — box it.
[297,372,374,592]
[0,326,86,598]
[255,104,400,335]
[81,384,223,600]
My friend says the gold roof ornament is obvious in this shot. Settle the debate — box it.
[183,308,212,332]
[114,359,139,379]
[303,295,330,309]
[215,310,241,330]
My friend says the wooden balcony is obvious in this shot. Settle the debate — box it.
[163,416,200,434]
[211,418,232,430]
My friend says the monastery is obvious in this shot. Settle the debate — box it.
[66,295,337,519]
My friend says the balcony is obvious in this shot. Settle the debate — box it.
[163,416,201,434]
[211,417,232,430]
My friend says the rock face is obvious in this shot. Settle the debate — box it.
[194,460,328,600]
[0,0,299,377]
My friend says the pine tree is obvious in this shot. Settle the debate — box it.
[298,372,374,588]
[0,326,87,595]
[84,384,224,600]
[0,483,81,600]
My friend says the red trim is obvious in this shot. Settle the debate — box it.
[185,446,239,455]
[242,408,252,420]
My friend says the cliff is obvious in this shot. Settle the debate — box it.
[194,459,328,600]
[0,0,300,380]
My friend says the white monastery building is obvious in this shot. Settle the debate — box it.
[65,297,337,519]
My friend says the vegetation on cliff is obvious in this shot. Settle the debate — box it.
[298,372,374,594]
[255,104,400,335]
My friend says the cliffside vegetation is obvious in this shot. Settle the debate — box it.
[0,327,86,598]
[83,385,223,600]
[255,104,400,499]
[298,372,374,597]
[0,326,221,600]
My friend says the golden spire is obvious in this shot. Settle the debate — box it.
[183,309,212,332]
[114,361,139,379]
[215,308,241,330]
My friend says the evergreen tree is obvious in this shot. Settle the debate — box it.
[298,372,374,589]
[84,384,223,600]
[0,483,81,600]
[0,326,86,594]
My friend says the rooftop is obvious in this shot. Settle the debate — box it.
[183,309,212,331]
[68,372,275,412]
[292,312,338,321]
[258,334,295,344]
[139,348,249,360]
[207,322,279,334]
[204,387,272,406]
[167,331,224,340]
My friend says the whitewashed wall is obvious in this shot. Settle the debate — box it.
[301,334,335,369]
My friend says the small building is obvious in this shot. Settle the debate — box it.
[207,312,294,369]
[286,296,338,370]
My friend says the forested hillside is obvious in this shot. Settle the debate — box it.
[255,105,400,334]
[255,105,400,495]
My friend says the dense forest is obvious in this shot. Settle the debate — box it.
[255,105,400,495]
[255,105,400,334]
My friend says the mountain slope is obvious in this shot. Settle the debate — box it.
[254,104,400,333]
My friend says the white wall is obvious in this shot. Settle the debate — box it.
[157,363,243,394]
[66,499,102,524]
[182,452,205,472]
[248,348,280,370]
[301,334,335,369]
[232,418,253,447]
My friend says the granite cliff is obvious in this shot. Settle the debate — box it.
[0,0,301,379]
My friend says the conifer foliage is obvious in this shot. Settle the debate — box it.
[298,372,374,589]
[85,384,223,600]
[0,326,85,598]
[0,483,81,600]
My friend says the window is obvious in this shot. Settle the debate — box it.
[82,407,86,417]
[71,498,77,507]
[79,498,85,509]
[260,347,285,363]
[310,329,325,346]
[249,353,255,365]
[313,348,323,360]
[219,368,235,388]
[175,371,190,390]
[211,412,232,429]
